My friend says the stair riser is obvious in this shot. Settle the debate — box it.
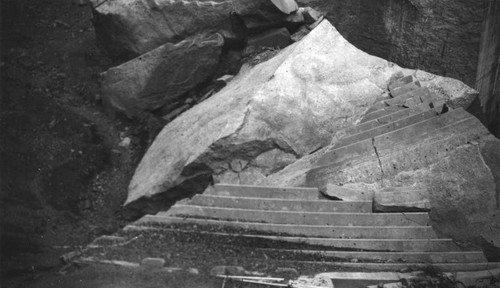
[135,216,438,239]
[190,195,372,213]
[166,205,430,226]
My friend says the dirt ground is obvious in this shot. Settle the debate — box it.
[0,0,155,285]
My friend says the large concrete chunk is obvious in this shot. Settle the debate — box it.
[101,33,224,117]
[90,0,298,58]
[90,0,233,58]
[125,20,404,209]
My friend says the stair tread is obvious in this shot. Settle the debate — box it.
[165,205,430,226]
[335,108,440,150]
[347,101,438,137]
[134,215,439,239]
[209,184,320,199]
[315,108,472,168]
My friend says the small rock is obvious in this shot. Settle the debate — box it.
[119,137,131,147]
[210,266,247,276]
[163,267,183,273]
[141,257,165,269]
[275,267,299,278]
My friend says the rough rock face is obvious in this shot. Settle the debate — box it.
[101,33,224,117]
[90,0,296,58]
[126,20,410,209]
[297,0,487,86]
[474,0,500,137]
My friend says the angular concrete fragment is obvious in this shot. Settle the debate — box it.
[388,75,415,91]
[125,20,398,209]
[90,0,299,57]
[101,33,224,117]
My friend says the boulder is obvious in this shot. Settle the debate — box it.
[297,0,487,86]
[126,20,405,209]
[101,33,224,117]
[90,0,298,58]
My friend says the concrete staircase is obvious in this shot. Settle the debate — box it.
[75,75,500,274]
[119,183,490,270]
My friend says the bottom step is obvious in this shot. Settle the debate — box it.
[260,249,487,263]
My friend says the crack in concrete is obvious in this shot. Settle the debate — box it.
[372,137,385,187]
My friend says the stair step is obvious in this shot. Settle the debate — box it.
[334,108,440,150]
[390,81,421,97]
[366,87,432,115]
[315,108,471,168]
[165,205,430,226]
[361,89,437,123]
[134,216,439,239]
[189,195,372,213]
[209,184,319,200]
[123,225,460,252]
[260,249,487,263]
[360,106,408,124]
[347,102,438,137]
[308,118,489,186]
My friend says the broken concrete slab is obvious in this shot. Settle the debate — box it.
[388,75,416,91]
[101,33,224,117]
[125,20,402,209]
[90,0,233,58]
